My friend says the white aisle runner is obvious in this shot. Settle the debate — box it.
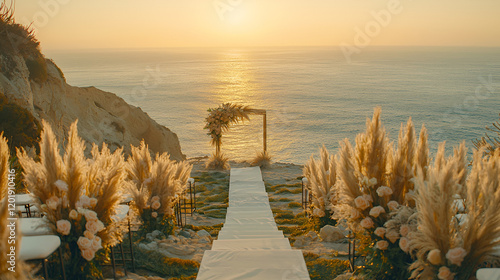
[196,167,310,280]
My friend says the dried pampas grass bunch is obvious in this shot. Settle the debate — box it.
[333,107,429,279]
[205,152,230,170]
[251,150,272,168]
[126,140,192,236]
[410,145,500,280]
[303,145,338,224]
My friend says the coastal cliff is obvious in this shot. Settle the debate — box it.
[0,54,185,160]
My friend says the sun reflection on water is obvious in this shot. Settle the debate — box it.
[209,50,266,161]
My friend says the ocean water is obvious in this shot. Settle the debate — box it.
[45,47,500,164]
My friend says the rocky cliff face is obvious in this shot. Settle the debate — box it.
[0,54,185,161]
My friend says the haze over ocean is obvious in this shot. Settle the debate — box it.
[46,46,500,164]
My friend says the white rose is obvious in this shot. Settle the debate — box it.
[69,209,79,220]
[360,217,374,229]
[386,230,400,243]
[437,266,453,280]
[376,240,389,250]
[399,237,410,253]
[77,237,92,250]
[376,186,393,197]
[387,200,399,211]
[400,224,410,237]
[446,247,467,266]
[313,208,325,217]
[56,220,71,235]
[354,196,370,210]
[427,249,442,265]
[369,206,386,218]
[374,227,386,238]
[54,180,68,192]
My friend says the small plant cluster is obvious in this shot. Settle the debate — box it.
[204,103,251,169]
[303,145,339,228]
[126,141,192,238]
[15,120,192,279]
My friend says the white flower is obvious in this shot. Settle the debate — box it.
[400,224,410,237]
[350,208,361,219]
[376,186,393,197]
[152,212,158,218]
[151,201,161,210]
[427,249,442,265]
[313,208,325,217]
[376,240,389,250]
[77,237,92,250]
[368,177,377,187]
[374,227,386,238]
[363,194,373,203]
[437,266,453,280]
[79,195,91,208]
[360,217,374,229]
[81,249,95,261]
[54,180,68,192]
[84,210,98,221]
[399,237,410,253]
[369,206,386,218]
[151,195,160,202]
[89,198,98,208]
[69,209,79,220]
[46,196,60,210]
[354,196,370,210]
[446,247,467,266]
[387,200,399,211]
[386,230,400,243]
[56,220,71,235]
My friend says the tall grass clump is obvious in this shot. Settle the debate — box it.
[303,145,338,227]
[410,146,500,280]
[334,108,429,279]
[126,141,192,238]
[251,150,272,168]
[0,133,28,279]
[18,120,126,280]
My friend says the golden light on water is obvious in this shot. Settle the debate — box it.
[210,51,265,160]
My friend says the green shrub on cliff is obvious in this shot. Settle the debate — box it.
[0,93,41,152]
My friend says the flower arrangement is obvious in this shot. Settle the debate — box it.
[204,103,251,169]
[17,120,126,279]
[334,108,429,279]
[303,145,339,227]
[410,145,500,280]
[126,140,192,238]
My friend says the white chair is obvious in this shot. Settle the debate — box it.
[15,194,37,217]
[19,235,66,280]
[477,268,500,280]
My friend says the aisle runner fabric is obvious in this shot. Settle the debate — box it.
[197,167,310,280]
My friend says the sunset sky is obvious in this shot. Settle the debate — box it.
[13,0,500,50]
